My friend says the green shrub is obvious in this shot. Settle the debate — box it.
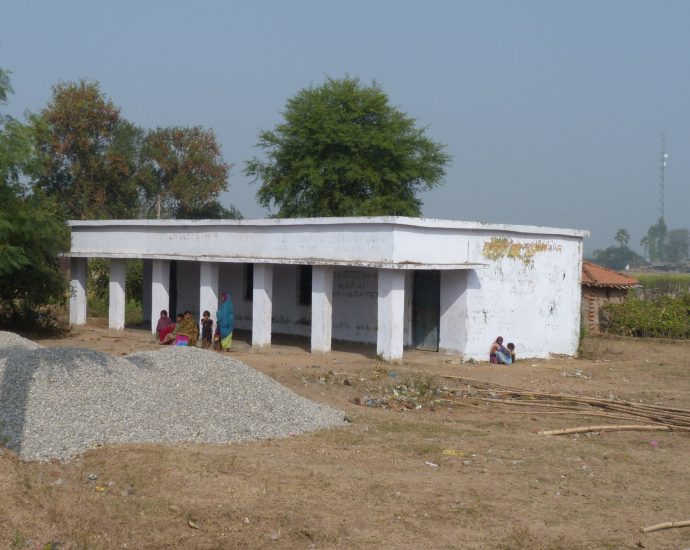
[125,298,143,325]
[88,296,143,325]
[603,292,690,339]
[88,258,143,303]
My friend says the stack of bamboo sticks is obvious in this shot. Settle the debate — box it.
[441,375,690,435]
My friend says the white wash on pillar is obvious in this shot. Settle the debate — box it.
[199,262,219,330]
[109,259,126,330]
[69,257,87,325]
[311,266,334,353]
[252,264,273,349]
[150,259,170,334]
[377,269,406,362]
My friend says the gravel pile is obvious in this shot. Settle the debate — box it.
[0,331,345,461]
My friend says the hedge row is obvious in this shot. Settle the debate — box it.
[603,293,690,339]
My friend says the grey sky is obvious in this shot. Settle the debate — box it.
[2,1,689,252]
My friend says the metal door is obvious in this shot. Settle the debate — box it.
[413,270,440,351]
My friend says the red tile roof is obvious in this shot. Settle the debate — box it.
[582,260,639,289]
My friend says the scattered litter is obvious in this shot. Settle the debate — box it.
[95,485,107,493]
[560,368,590,380]
[188,520,199,529]
[88,473,98,481]
[650,440,658,448]
[425,461,439,468]
[442,449,467,457]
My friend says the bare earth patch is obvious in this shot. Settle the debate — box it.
[1,321,688,549]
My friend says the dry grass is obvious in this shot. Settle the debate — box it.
[0,330,688,548]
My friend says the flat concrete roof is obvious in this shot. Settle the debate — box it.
[69,216,590,239]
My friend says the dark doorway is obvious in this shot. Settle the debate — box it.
[413,270,440,351]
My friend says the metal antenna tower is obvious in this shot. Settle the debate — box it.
[658,132,668,221]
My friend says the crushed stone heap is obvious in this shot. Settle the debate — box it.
[0,331,345,461]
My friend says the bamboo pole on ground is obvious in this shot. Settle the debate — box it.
[539,424,672,435]
[641,519,690,533]
[440,375,690,427]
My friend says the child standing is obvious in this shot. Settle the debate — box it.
[200,310,214,349]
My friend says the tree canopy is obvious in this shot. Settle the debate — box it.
[31,80,139,219]
[664,228,689,264]
[30,79,237,221]
[644,217,668,262]
[590,228,644,270]
[0,68,69,326]
[140,126,231,219]
[640,218,688,264]
[245,76,451,217]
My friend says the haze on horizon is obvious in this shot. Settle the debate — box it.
[2,0,689,253]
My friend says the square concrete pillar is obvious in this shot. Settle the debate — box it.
[252,264,273,349]
[311,266,334,353]
[199,261,219,330]
[439,270,468,355]
[150,259,170,334]
[377,269,406,362]
[109,259,126,330]
[69,257,87,326]
[142,259,152,324]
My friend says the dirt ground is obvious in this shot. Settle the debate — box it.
[1,320,689,549]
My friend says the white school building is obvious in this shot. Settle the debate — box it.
[67,217,588,362]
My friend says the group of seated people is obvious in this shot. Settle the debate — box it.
[156,310,200,347]
[155,307,229,350]
[490,336,516,365]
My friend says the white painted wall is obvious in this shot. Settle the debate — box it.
[461,234,583,360]
[108,259,126,330]
[69,257,87,325]
[332,268,379,344]
[70,217,585,268]
[69,217,587,359]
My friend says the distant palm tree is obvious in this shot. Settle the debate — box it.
[615,228,630,248]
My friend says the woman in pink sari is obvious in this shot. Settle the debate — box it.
[156,310,174,343]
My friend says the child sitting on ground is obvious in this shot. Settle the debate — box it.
[507,342,516,363]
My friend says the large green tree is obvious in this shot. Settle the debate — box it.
[140,126,232,219]
[244,76,451,217]
[32,79,142,219]
[0,68,69,325]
